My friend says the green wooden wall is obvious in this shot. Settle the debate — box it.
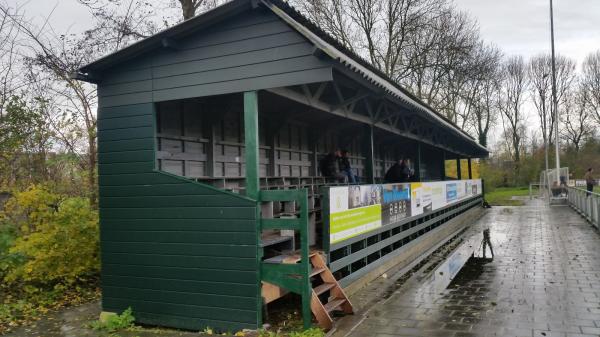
[94,7,339,331]
[96,8,333,109]
[97,102,260,332]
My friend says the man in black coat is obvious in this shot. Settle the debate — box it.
[385,158,413,183]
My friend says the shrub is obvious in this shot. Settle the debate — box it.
[1,185,99,285]
[90,307,135,332]
[0,225,19,277]
[289,328,324,337]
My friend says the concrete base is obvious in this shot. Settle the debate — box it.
[550,197,568,205]
[342,206,486,297]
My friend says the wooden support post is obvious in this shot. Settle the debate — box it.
[456,158,462,180]
[364,124,375,184]
[244,91,259,200]
[468,158,473,179]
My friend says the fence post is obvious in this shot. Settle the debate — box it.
[594,198,600,227]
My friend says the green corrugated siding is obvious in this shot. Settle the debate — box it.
[98,103,259,332]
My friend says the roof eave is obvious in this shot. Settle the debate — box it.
[78,0,252,75]
[262,0,488,155]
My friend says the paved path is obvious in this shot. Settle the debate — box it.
[341,203,600,337]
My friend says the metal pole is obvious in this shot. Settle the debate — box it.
[550,0,560,185]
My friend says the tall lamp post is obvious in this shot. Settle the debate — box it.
[550,0,560,186]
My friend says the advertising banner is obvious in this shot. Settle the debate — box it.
[329,185,383,244]
[329,179,482,245]
[381,183,411,226]
[410,182,432,216]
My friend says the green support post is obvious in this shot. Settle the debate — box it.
[244,91,259,200]
[416,142,422,182]
[441,150,446,181]
[457,158,462,180]
[468,158,472,179]
[245,91,261,328]
[298,191,311,330]
[364,125,375,184]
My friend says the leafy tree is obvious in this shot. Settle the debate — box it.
[0,96,53,188]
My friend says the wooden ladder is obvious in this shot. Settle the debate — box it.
[309,253,353,330]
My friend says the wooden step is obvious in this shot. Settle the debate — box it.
[310,267,326,277]
[323,298,346,313]
[313,283,335,296]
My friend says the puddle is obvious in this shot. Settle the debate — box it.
[418,230,484,292]
[448,257,494,288]
[414,226,504,293]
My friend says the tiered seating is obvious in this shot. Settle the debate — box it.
[196,176,364,253]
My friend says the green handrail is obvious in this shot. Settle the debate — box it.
[259,189,312,329]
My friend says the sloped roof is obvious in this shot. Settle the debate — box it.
[78,0,488,156]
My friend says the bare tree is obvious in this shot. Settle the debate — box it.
[455,42,502,132]
[528,54,575,174]
[498,56,528,164]
[401,6,479,115]
[0,4,23,116]
[178,0,223,20]
[581,50,600,124]
[298,0,357,51]
[77,0,166,51]
[0,3,103,204]
[294,0,451,81]
[467,47,502,148]
[562,84,593,152]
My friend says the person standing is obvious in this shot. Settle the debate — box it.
[402,158,413,182]
[584,168,595,196]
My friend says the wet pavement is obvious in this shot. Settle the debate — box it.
[336,202,600,337]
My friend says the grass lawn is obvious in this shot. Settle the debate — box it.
[485,187,530,206]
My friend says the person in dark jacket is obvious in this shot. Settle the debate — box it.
[385,159,404,183]
[402,159,413,181]
[319,152,338,177]
[385,158,412,183]
[584,168,595,196]
[339,150,356,183]
[319,150,346,181]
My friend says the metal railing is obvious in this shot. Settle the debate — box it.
[567,187,600,229]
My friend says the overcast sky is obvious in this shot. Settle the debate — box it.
[454,0,600,66]
[14,0,600,65]
[9,0,600,149]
